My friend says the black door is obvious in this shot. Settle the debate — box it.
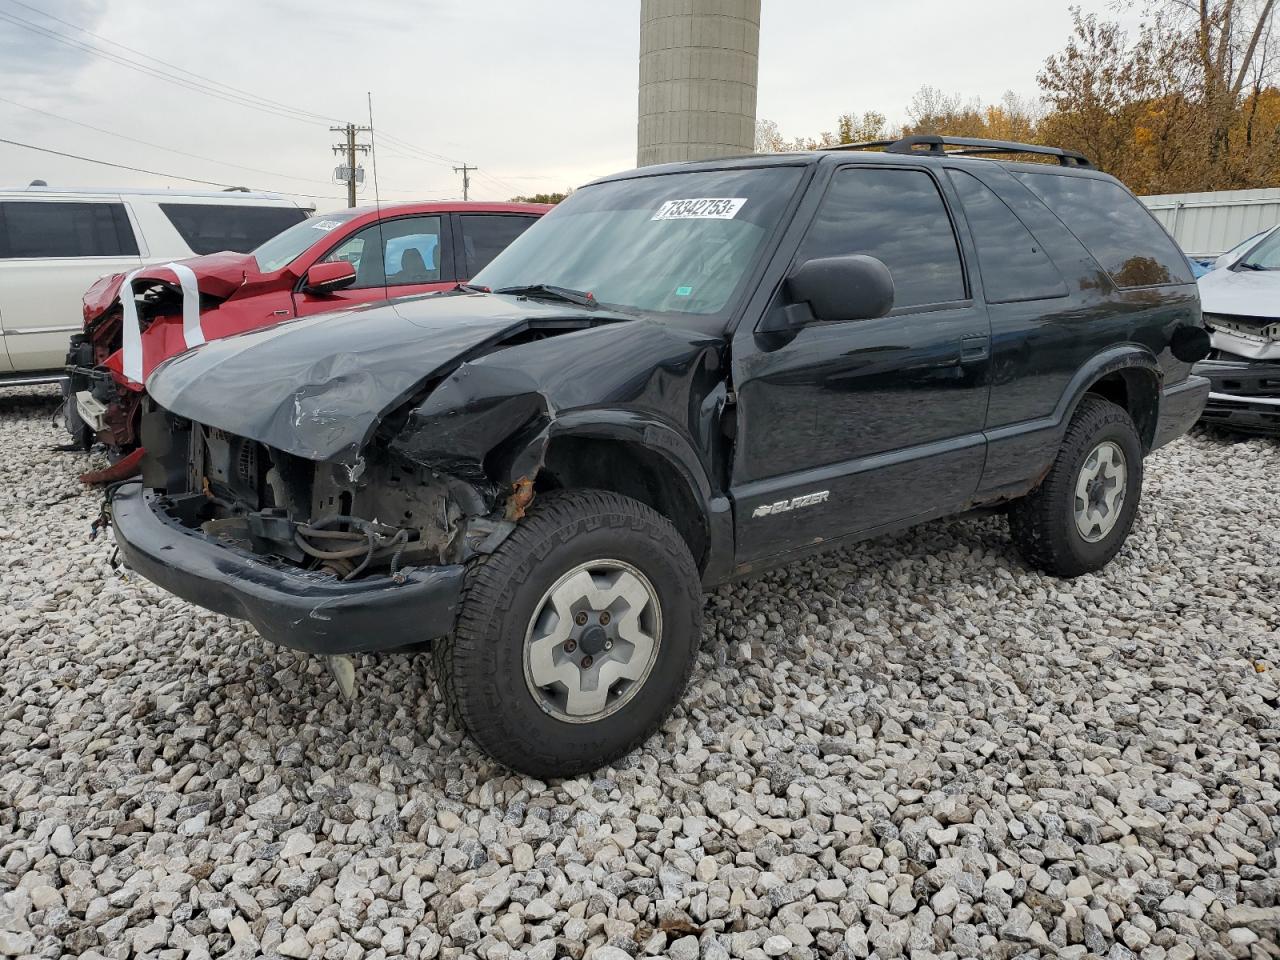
[729,164,991,564]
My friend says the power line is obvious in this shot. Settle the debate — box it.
[0,8,332,128]
[3,0,344,126]
[0,136,237,188]
[378,131,461,167]
[0,135,348,201]
[0,0,535,204]
[476,169,525,197]
[0,95,339,187]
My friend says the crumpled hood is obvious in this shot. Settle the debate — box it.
[147,292,632,463]
[1197,268,1280,320]
[82,251,259,324]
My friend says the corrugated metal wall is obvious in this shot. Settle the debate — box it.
[1140,188,1280,257]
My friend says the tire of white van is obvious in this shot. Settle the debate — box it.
[1008,395,1144,578]
[433,489,702,778]
[60,386,94,450]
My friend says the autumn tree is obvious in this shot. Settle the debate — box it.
[1154,0,1277,162]
[1040,2,1278,190]
[755,0,1278,192]
[510,191,572,204]
[1038,11,1160,181]
[755,111,888,152]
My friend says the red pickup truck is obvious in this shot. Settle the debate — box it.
[65,201,550,468]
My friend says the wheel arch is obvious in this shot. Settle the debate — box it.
[525,412,727,576]
[1062,346,1162,452]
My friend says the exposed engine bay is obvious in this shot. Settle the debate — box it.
[141,414,509,583]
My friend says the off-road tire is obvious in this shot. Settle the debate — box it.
[433,489,702,778]
[1008,395,1143,578]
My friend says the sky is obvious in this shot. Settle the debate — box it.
[0,0,1146,212]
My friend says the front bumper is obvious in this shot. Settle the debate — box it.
[1152,374,1211,449]
[111,481,466,654]
[1193,359,1280,435]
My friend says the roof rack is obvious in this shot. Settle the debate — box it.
[827,134,1093,168]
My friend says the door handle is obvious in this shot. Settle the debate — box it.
[960,335,989,363]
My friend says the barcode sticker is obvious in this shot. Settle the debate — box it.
[652,198,747,221]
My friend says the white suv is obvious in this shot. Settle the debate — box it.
[0,185,310,383]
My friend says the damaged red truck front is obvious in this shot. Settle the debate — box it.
[64,202,549,460]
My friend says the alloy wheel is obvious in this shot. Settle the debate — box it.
[522,559,663,723]
[1073,440,1127,542]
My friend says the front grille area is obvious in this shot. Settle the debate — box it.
[1203,313,1280,343]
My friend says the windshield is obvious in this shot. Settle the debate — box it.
[1236,227,1280,271]
[252,211,358,272]
[472,166,805,317]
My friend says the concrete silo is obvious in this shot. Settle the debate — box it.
[637,0,761,167]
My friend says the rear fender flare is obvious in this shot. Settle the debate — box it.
[1056,345,1162,448]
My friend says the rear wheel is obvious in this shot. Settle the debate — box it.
[434,489,702,778]
[1008,395,1143,577]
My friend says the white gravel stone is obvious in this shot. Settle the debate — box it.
[1,387,1277,959]
[762,934,792,956]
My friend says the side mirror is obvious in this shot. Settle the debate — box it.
[303,260,356,295]
[786,254,895,324]
[1211,253,1234,272]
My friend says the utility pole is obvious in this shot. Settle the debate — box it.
[330,123,371,207]
[453,163,476,201]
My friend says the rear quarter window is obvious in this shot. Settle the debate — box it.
[160,203,308,255]
[947,169,1067,303]
[0,200,138,258]
[1012,173,1192,288]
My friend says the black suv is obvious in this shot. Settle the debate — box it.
[110,136,1211,777]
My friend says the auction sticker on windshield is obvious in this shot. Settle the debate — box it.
[652,198,747,221]
[310,220,344,231]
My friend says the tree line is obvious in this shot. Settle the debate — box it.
[757,0,1278,195]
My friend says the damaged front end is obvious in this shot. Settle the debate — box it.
[111,434,468,657]
[1194,313,1280,435]
[145,409,528,580]
[109,399,535,655]
[109,289,714,656]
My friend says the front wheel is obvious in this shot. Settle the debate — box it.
[434,490,702,778]
[1008,395,1144,577]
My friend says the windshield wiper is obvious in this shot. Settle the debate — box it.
[1237,262,1269,271]
[493,283,598,308]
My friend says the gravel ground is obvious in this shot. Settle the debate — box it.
[1,384,1277,960]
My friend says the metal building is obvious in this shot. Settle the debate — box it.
[637,0,760,167]
[1141,188,1280,257]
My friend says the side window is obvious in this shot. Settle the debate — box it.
[322,215,447,289]
[798,168,966,309]
[460,214,538,276]
[1012,172,1193,288]
[160,204,307,255]
[0,201,139,258]
[947,170,1068,303]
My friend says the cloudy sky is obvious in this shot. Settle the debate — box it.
[0,0,1142,211]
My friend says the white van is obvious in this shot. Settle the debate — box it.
[0,185,311,383]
